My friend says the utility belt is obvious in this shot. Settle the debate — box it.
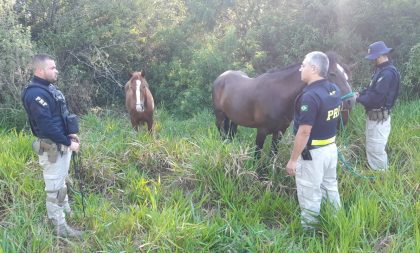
[302,136,336,160]
[32,138,69,163]
[367,108,390,122]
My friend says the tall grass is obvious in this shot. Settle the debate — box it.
[0,101,419,252]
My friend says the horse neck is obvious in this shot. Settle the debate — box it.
[291,75,308,98]
[342,80,352,95]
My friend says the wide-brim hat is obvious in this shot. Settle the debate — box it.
[365,41,393,60]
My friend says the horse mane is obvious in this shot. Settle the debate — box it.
[262,63,300,80]
[265,52,348,74]
[267,63,300,73]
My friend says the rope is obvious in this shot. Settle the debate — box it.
[337,93,375,180]
[341,91,356,101]
[337,148,375,180]
[71,152,86,217]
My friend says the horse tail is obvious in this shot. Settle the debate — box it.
[212,74,225,101]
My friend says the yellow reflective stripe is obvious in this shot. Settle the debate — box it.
[311,136,336,146]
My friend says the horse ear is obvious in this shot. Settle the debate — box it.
[140,70,145,77]
[128,71,133,78]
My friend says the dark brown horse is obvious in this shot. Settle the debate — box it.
[212,52,355,157]
[125,71,154,132]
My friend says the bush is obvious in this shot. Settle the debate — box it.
[0,0,33,107]
[402,43,420,99]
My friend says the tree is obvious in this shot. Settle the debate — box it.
[0,0,33,106]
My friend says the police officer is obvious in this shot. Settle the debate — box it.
[286,51,342,230]
[356,41,400,171]
[22,54,83,238]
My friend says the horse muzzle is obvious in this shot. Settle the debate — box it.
[341,92,356,110]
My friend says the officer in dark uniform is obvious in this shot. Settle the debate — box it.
[356,41,400,170]
[286,51,342,230]
[21,54,83,238]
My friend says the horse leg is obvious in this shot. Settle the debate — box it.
[147,117,154,133]
[130,116,139,131]
[255,128,268,178]
[271,131,280,155]
[223,117,230,138]
[214,109,226,138]
[254,128,268,160]
[228,121,238,139]
[271,130,285,155]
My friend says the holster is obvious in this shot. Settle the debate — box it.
[301,147,312,160]
[32,138,66,163]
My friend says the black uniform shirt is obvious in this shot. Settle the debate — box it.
[356,61,400,111]
[294,79,342,145]
[22,76,71,146]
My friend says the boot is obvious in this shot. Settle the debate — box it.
[54,223,83,238]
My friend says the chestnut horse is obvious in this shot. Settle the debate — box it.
[212,52,355,157]
[125,71,154,132]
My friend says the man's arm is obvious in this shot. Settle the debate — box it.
[356,70,394,108]
[286,124,312,176]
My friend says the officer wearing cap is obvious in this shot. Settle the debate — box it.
[21,54,83,238]
[356,41,400,171]
[286,51,342,230]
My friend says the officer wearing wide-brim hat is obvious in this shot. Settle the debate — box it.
[364,41,394,60]
[356,41,400,171]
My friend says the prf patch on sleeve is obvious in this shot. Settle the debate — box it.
[300,105,308,112]
[35,96,48,107]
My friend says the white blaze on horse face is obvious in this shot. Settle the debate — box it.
[135,79,145,112]
[336,64,348,81]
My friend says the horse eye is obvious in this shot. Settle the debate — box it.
[329,72,336,77]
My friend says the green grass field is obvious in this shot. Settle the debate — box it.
[1,100,419,252]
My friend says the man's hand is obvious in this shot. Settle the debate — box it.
[68,134,80,143]
[286,159,297,176]
[69,141,80,152]
[355,92,360,98]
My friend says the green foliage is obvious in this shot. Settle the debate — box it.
[2,0,420,117]
[402,43,420,99]
[0,0,33,107]
[1,100,419,251]
[1,0,419,251]
[0,108,28,132]
[17,0,159,113]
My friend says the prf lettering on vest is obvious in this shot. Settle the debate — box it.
[326,106,341,121]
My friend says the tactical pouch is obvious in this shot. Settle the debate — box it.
[32,140,42,155]
[47,147,59,163]
[382,109,390,120]
[57,186,67,206]
[37,139,59,163]
[66,114,79,134]
[367,109,379,121]
[368,108,389,122]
